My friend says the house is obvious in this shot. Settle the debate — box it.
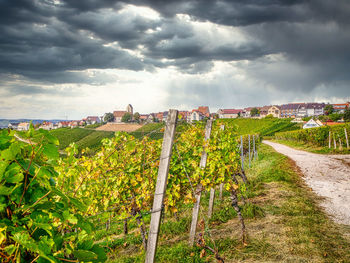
[40,122,54,130]
[258,106,271,118]
[267,105,281,118]
[17,122,30,131]
[113,111,126,123]
[178,111,190,121]
[86,116,101,124]
[312,103,325,116]
[8,122,19,130]
[147,113,156,123]
[303,119,323,129]
[280,103,301,118]
[69,121,79,128]
[58,121,70,128]
[332,103,349,113]
[162,111,169,122]
[139,114,149,122]
[297,103,325,117]
[155,112,163,122]
[217,109,242,119]
[242,107,254,118]
[113,104,134,123]
[190,110,205,122]
[197,106,210,117]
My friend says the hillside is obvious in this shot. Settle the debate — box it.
[50,123,165,152]
[50,127,114,151]
[221,118,301,136]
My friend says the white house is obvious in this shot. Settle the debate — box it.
[217,109,242,119]
[190,110,205,122]
[303,119,323,129]
[17,122,30,131]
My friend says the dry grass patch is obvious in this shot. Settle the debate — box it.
[96,123,143,132]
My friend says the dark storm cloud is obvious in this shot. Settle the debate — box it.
[1,84,79,97]
[0,0,350,103]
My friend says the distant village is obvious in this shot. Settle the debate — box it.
[6,101,350,131]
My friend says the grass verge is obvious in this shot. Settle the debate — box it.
[270,138,350,154]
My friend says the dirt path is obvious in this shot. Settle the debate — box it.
[263,140,350,225]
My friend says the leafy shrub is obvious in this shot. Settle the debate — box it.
[0,128,106,262]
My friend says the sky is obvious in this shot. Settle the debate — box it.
[0,0,349,119]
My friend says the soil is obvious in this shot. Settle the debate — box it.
[96,123,142,132]
[263,140,350,225]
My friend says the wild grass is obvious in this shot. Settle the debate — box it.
[271,138,350,154]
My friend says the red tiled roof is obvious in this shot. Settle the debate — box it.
[87,116,99,121]
[197,106,210,116]
[221,109,242,114]
[113,111,126,118]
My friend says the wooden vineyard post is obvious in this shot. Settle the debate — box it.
[345,128,349,149]
[253,135,256,160]
[123,219,128,235]
[219,183,223,201]
[248,134,251,168]
[189,119,213,246]
[339,138,343,151]
[333,132,337,149]
[240,136,244,171]
[329,131,331,148]
[256,134,259,159]
[145,110,178,263]
[219,125,225,201]
[208,188,215,218]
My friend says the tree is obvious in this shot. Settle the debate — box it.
[250,108,259,116]
[133,112,140,122]
[343,109,350,122]
[324,104,334,115]
[329,113,342,122]
[122,112,132,123]
[104,112,114,122]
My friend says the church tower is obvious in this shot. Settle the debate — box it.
[126,104,133,115]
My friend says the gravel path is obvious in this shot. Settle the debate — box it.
[263,140,350,225]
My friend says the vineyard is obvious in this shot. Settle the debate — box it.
[0,111,262,262]
[221,118,300,137]
[2,114,350,262]
[275,123,350,152]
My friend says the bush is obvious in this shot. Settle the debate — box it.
[0,128,106,262]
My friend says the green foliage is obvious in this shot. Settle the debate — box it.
[85,123,103,128]
[275,123,350,147]
[50,128,94,150]
[328,113,343,122]
[56,121,242,235]
[104,113,114,123]
[121,113,132,123]
[324,104,334,115]
[344,109,350,122]
[0,128,106,262]
[250,108,259,116]
[75,131,115,153]
[133,112,140,122]
[221,118,300,136]
[302,116,313,122]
